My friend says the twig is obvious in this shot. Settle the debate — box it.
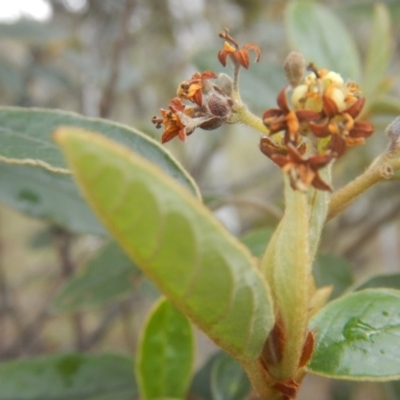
[99,0,137,118]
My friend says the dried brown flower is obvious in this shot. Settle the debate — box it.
[218,28,260,69]
[261,141,334,192]
[177,70,217,106]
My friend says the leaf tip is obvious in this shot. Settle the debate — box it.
[53,126,87,146]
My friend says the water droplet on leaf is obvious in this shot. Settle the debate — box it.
[343,317,379,342]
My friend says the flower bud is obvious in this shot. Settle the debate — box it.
[206,92,233,119]
[284,51,306,87]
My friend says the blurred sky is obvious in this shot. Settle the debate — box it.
[0,0,86,21]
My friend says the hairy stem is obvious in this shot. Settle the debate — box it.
[234,104,270,135]
[272,178,313,379]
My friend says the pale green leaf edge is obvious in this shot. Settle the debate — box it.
[0,106,201,199]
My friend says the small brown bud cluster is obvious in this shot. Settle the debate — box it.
[152,30,262,144]
[152,72,234,144]
[260,54,374,191]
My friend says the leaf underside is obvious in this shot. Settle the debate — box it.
[0,107,200,233]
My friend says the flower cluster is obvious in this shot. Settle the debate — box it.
[152,30,374,192]
[261,56,373,191]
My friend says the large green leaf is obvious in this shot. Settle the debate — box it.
[210,352,251,400]
[0,353,137,400]
[363,4,392,100]
[0,161,105,235]
[285,1,361,80]
[309,289,400,380]
[55,127,274,360]
[136,298,194,400]
[53,242,141,313]
[0,107,199,197]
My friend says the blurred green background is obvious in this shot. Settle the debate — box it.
[1,0,400,399]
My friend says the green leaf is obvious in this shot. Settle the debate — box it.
[136,298,194,400]
[309,289,400,380]
[0,161,105,235]
[0,107,199,198]
[0,353,137,400]
[240,227,274,258]
[55,127,274,360]
[313,254,354,299]
[211,352,251,400]
[53,242,141,313]
[285,1,361,80]
[363,4,392,100]
[353,273,400,292]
